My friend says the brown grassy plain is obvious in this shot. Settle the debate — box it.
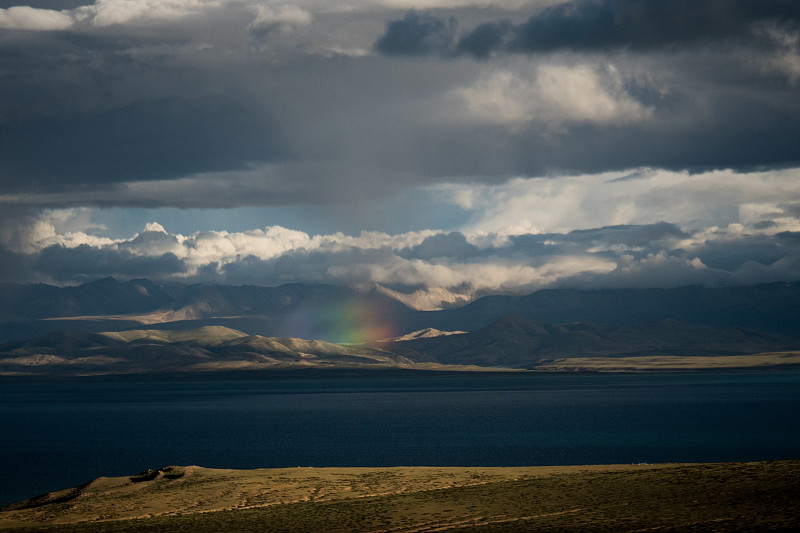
[1,460,798,532]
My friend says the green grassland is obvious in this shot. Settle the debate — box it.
[2,461,798,532]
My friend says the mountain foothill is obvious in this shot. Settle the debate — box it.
[1,277,799,376]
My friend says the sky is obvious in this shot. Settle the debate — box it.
[1,0,800,301]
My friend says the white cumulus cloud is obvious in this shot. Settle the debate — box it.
[250,3,312,30]
[452,63,653,128]
[0,0,226,31]
[437,167,800,236]
[0,6,74,30]
[77,0,223,27]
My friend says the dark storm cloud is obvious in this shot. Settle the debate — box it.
[0,96,287,191]
[359,14,800,177]
[775,231,800,244]
[569,222,687,243]
[456,19,516,59]
[506,223,687,259]
[0,3,293,205]
[399,232,478,260]
[574,99,800,172]
[753,220,778,230]
[1,0,798,215]
[0,1,89,7]
[0,246,36,283]
[219,247,399,287]
[377,0,800,58]
[399,224,689,264]
[407,77,800,176]
[478,0,800,54]
[685,236,790,271]
[703,244,788,272]
[375,10,457,56]
[35,244,186,283]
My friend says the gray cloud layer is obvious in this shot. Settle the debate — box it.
[0,0,798,211]
[376,11,457,56]
[1,96,286,190]
[2,1,800,293]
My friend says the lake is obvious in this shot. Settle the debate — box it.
[1,371,799,506]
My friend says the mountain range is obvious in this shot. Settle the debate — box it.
[382,315,800,368]
[2,277,800,337]
[1,278,799,375]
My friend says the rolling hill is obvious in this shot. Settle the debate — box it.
[0,326,428,376]
[3,316,800,376]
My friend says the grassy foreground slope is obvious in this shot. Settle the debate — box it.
[2,461,798,532]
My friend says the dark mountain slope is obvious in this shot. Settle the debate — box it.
[0,278,172,320]
[414,282,800,335]
[384,315,800,368]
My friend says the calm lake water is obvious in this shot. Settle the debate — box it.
[1,371,799,506]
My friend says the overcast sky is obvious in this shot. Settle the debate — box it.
[1,0,799,299]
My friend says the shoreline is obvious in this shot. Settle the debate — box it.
[3,362,800,383]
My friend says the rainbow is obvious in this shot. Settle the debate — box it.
[279,298,398,345]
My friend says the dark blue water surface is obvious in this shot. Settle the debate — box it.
[2,372,799,505]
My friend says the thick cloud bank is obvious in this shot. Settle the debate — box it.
[4,168,799,299]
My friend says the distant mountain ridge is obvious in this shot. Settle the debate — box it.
[0,278,173,320]
[1,278,800,346]
[2,317,799,376]
[0,278,400,321]
[422,282,800,335]
[383,315,800,368]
